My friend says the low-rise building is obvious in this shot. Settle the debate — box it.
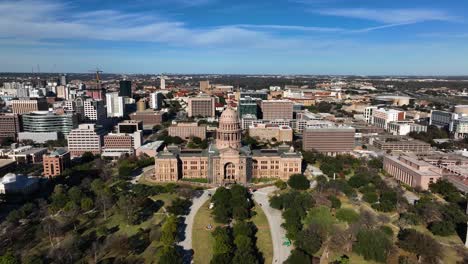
[387,121,427,136]
[302,126,355,155]
[0,173,40,195]
[43,149,71,177]
[248,124,293,142]
[372,138,431,153]
[129,110,164,128]
[136,141,164,157]
[4,146,48,164]
[168,122,207,140]
[383,154,442,190]
[0,114,20,142]
[67,124,105,157]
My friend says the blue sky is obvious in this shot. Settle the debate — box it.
[0,0,467,75]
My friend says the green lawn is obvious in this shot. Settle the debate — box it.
[192,201,221,264]
[252,204,273,264]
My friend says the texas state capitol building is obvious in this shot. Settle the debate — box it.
[152,107,302,184]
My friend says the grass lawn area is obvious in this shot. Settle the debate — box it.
[192,201,221,264]
[252,204,273,264]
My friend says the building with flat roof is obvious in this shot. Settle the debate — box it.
[261,100,294,120]
[372,138,431,153]
[188,96,216,117]
[43,149,71,177]
[136,141,164,157]
[248,124,293,142]
[106,92,126,118]
[168,122,207,140]
[383,154,442,190]
[119,80,132,97]
[0,173,39,195]
[68,124,105,157]
[21,111,77,136]
[129,110,164,128]
[387,121,427,136]
[238,97,260,118]
[11,98,48,114]
[371,108,405,129]
[3,146,48,164]
[302,126,355,155]
[0,114,20,142]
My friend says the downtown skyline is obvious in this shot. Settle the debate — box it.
[1,0,467,75]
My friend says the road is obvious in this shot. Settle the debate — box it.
[252,186,291,264]
[179,188,217,251]
[130,165,154,184]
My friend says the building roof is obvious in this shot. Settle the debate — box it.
[49,148,68,156]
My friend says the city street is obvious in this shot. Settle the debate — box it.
[252,186,291,264]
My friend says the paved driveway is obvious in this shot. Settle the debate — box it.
[252,186,291,264]
[179,188,217,250]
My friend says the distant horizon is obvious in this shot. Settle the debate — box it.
[1,0,467,75]
[1,71,468,79]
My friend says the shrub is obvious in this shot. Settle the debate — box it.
[328,195,342,209]
[336,208,360,223]
[428,221,455,236]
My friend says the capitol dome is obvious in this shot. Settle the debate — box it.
[219,107,238,123]
[217,107,242,150]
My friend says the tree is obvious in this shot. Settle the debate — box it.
[353,229,392,263]
[167,198,192,216]
[275,180,287,190]
[67,186,82,204]
[428,221,455,236]
[117,194,138,224]
[336,208,360,223]
[80,197,94,211]
[285,249,311,264]
[398,229,442,264]
[303,206,336,238]
[0,251,19,264]
[212,227,233,256]
[295,229,322,255]
[328,195,341,209]
[287,174,310,190]
[158,246,182,264]
[211,254,233,264]
[363,192,378,204]
[81,152,95,163]
[161,215,178,246]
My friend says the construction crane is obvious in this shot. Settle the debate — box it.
[88,68,103,89]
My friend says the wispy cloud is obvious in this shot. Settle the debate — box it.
[232,24,343,32]
[318,8,459,24]
[0,0,310,50]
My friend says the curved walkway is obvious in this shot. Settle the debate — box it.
[252,186,291,264]
[179,188,217,250]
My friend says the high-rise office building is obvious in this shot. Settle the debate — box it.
[160,77,166,90]
[188,97,216,117]
[150,92,164,110]
[119,80,132,97]
[238,97,260,118]
[260,100,294,120]
[60,74,67,86]
[200,80,210,92]
[105,92,125,117]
